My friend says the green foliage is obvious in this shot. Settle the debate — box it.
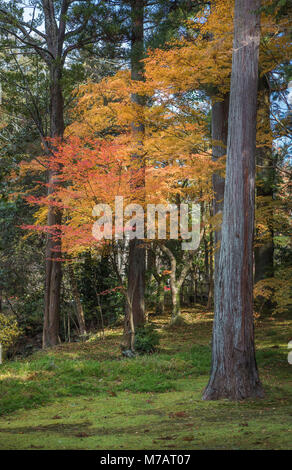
[134,324,160,354]
[75,252,124,327]
[0,314,22,351]
[261,0,292,19]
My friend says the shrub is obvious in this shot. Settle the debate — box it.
[0,314,22,353]
[134,324,160,354]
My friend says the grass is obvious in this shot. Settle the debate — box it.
[0,307,291,450]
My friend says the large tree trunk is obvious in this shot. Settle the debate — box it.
[124,0,146,350]
[212,94,229,284]
[203,0,264,400]
[43,64,64,348]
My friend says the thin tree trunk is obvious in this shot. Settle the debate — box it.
[203,0,264,400]
[255,242,274,283]
[124,0,145,350]
[68,264,86,336]
[254,149,274,312]
[170,282,181,320]
[203,233,210,303]
[155,277,165,315]
[255,78,274,286]
[160,245,194,323]
[207,228,214,309]
[67,310,71,342]
[151,248,166,315]
[97,294,105,339]
[201,200,210,299]
[192,268,198,304]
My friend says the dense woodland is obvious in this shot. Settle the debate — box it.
[0,0,291,441]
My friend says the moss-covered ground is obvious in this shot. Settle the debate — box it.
[0,308,291,449]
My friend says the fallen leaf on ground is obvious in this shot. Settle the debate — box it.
[75,432,90,438]
[169,411,188,418]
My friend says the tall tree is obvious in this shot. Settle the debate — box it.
[124,0,146,350]
[123,0,204,349]
[0,0,120,347]
[203,0,264,400]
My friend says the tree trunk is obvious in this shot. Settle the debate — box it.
[170,282,181,321]
[43,188,62,348]
[192,268,198,304]
[255,243,274,283]
[159,245,193,323]
[155,277,165,315]
[124,0,145,350]
[255,78,274,285]
[203,231,210,304]
[212,94,229,285]
[201,200,210,296]
[254,81,274,313]
[43,64,64,348]
[203,0,264,400]
[68,264,86,336]
[2,0,91,348]
[207,229,214,309]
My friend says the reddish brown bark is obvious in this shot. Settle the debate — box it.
[124,0,146,350]
[203,0,264,400]
[43,64,64,349]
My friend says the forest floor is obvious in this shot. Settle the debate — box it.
[0,307,291,450]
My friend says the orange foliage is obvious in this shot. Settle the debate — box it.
[21,0,291,266]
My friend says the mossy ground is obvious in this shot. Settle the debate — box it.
[0,307,291,450]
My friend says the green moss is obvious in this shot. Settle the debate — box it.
[0,312,291,449]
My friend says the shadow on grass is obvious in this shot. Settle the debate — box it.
[0,420,93,436]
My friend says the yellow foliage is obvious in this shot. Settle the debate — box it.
[255,268,292,314]
[0,314,22,352]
